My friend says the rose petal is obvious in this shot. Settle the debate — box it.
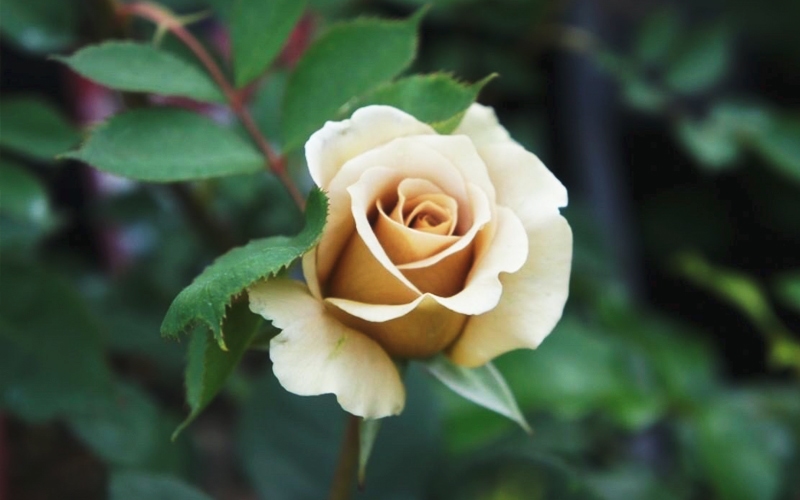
[447,214,572,367]
[327,295,467,359]
[347,169,492,297]
[453,103,515,147]
[375,178,459,264]
[433,206,528,315]
[478,142,568,229]
[409,134,497,205]
[306,105,435,189]
[248,279,406,418]
[315,139,473,290]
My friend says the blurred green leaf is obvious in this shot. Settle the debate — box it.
[434,448,604,500]
[109,471,212,500]
[665,24,731,93]
[174,300,262,437]
[0,0,79,53]
[161,188,327,346]
[0,259,112,422]
[231,0,307,87]
[0,96,80,161]
[237,365,441,499]
[349,73,493,133]
[621,79,668,114]
[282,11,423,150]
[250,71,288,143]
[420,355,530,433]
[635,8,681,65]
[64,108,263,181]
[0,160,48,221]
[69,382,170,468]
[775,272,800,313]
[750,115,800,184]
[676,115,740,169]
[690,396,788,500]
[675,253,800,373]
[56,42,224,102]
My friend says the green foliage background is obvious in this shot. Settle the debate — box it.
[1,0,800,499]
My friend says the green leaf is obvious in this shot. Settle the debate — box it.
[358,418,381,487]
[665,24,731,93]
[0,0,79,53]
[676,116,739,169]
[0,160,51,223]
[775,272,800,314]
[690,397,786,500]
[750,115,800,185]
[109,471,212,500]
[0,96,80,161]
[0,258,112,422]
[161,188,327,345]
[68,382,161,467]
[350,73,494,133]
[420,354,531,433]
[63,108,264,181]
[237,365,441,499]
[231,0,307,87]
[635,8,680,65]
[174,300,262,437]
[55,41,224,103]
[282,11,424,150]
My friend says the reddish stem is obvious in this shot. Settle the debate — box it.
[117,2,306,209]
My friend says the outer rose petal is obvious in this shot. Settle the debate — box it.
[306,105,435,189]
[447,214,572,368]
[248,279,406,418]
[453,103,515,147]
[479,142,568,229]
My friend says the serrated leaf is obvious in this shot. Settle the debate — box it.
[750,115,800,185]
[0,96,81,161]
[161,188,327,345]
[63,108,264,181]
[351,73,494,133]
[420,354,531,433]
[231,0,307,87]
[0,0,79,53]
[665,24,731,93]
[282,11,424,150]
[55,41,224,102]
[174,300,261,437]
[109,471,212,500]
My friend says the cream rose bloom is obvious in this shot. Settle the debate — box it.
[248,104,572,419]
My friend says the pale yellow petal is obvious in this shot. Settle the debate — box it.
[478,142,568,229]
[327,295,466,359]
[305,105,435,189]
[433,206,528,315]
[410,134,496,204]
[453,103,515,147]
[447,214,572,367]
[248,279,406,418]
[316,139,471,289]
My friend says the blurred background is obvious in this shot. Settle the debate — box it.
[1,0,799,499]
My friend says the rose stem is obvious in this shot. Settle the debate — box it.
[328,414,360,500]
[117,2,307,210]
